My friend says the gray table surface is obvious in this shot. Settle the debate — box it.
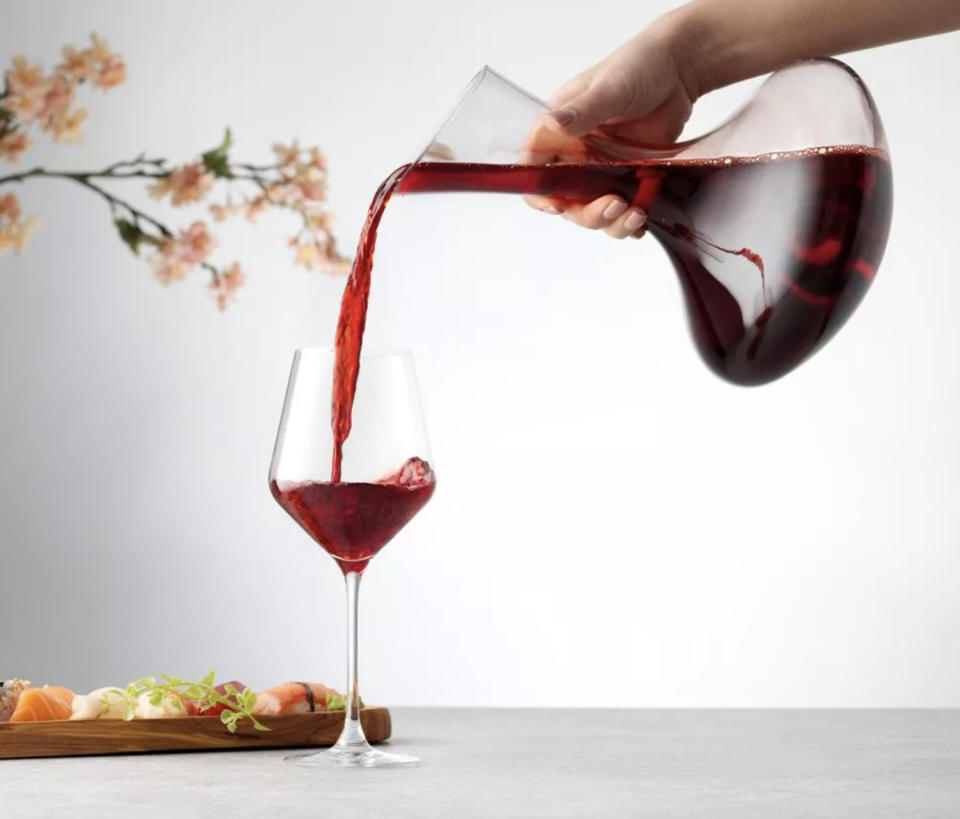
[2,708,960,818]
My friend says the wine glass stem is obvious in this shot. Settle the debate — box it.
[335,570,368,750]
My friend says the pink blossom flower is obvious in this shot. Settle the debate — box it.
[0,130,31,162]
[244,195,270,222]
[210,261,245,310]
[6,55,45,94]
[58,35,125,89]
[51,108,87,144]
[0,193,22,220]
[92,56,125,89]
[150,244,189,285]
[278,158,328,204]
[0,215,39,255]
[149,221,216,284]
[221,261,244,290]
[88,35,126,89]
[149,163,215,206]
[179,220,216,262]
[4,90,44,124]
[306,147,326,170]
[272,141,300,167]
[209,202,241,222]
[290,238,322,270]
[60,46,95,83]
[0,193,38,256]
[263,183,298,205]
[267,144,330,213]
[288,236,347,274]
[37,73,78,137]
[304,212,333,232]
[4,56,48,123]
[294,166,327,202]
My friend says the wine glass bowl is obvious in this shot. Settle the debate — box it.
[269,349,435,767]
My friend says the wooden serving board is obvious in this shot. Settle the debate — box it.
[0,708,390,759]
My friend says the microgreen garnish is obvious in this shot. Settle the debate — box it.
[119,671,269,733]
[326,693,349,711]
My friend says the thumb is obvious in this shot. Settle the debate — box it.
[548,71,634,137]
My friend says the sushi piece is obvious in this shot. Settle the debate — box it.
[134,691,196,719]
[253,682,340,716]
[9,685,74,722]
[0,679,31,721]
[194,681,250,717]
[70,687,127,721]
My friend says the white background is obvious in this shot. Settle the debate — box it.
[1,0,959,707]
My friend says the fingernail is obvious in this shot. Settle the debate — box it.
[540,205,562,215]
[550,108,576,126]
[602,199,628,220]
[624,210,647,232]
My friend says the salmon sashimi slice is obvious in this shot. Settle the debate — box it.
[9,685,75,722]
[253,682,340,715]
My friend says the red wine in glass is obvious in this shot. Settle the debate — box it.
[271,457,436,574]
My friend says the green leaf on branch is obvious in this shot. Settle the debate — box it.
[203,153,231,179]
[115,218,144,255]
[201,127,234,179]
[213,127,233,154]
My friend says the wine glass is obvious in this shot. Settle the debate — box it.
[269,348,435,767]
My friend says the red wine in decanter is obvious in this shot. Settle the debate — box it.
[329,148,891,475]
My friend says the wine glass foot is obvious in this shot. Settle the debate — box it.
[285,745,419,768]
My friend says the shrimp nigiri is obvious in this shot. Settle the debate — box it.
[253,682,340,715]
[9,685,74,722]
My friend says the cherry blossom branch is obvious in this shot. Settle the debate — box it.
[232,161,282,174]
[100,153,169,174]
[0,166,172,235]
[0,34,348,309]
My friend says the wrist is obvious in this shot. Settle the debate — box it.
[654,1,736,97]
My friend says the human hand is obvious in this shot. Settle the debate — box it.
[528,0,960,238]
[526,16,699,238]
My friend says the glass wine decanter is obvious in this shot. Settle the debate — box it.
[391,60,892,385]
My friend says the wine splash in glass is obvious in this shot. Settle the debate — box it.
[269,349,435,767]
